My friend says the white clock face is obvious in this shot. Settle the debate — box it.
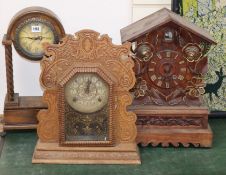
[65,73,109,113]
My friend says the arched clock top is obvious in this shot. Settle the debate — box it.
[121,8,216,106]
[40,30,135,91]
[3,6,65,61]
[6,6,65,40]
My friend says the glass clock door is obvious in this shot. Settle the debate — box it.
[64,73,110,142]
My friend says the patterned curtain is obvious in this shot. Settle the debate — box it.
[181,0,226,113]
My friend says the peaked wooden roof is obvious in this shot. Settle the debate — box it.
[121,8,216,44]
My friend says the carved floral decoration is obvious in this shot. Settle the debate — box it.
[182,43,202,62]
[131,27,210,106]
[37,30,137,143]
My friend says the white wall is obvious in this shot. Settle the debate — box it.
[132,0,171,22]
[0,0,132,113]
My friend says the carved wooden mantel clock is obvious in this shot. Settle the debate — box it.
[32,30,140,164]
[2,7,65,130]
[121,8,216,147]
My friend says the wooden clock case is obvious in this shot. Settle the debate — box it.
[1,7,65,130]
[121,8,216,147]
[32,30,140,164]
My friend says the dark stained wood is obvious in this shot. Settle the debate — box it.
[2,7,65,130]
[5,96,47,110]
[3,96,47,130]
[33,30,140,164]
[129,105,212,147]
[6,6,65,42]
[4,96,47,126]
[137,124,213,147]
[2,35,14,102]
[121,8,216,44]
[121,8,214,147]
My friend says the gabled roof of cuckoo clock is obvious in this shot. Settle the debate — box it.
[121,8,216,44]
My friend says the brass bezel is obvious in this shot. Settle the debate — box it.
[14,17,59,61]
[58,67,115,147]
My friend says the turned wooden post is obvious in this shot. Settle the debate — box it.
[2,35,14,102]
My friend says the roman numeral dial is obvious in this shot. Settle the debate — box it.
[148,50,187,89]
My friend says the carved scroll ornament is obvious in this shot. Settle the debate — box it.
[38,30,137,143]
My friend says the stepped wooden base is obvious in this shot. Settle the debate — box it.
[32,140,141,164]
[3,94,47,130]
[129,105,213,148]
[137,125,213,147]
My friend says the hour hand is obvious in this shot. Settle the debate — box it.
[85,79,91,94]
[20,36,35,40]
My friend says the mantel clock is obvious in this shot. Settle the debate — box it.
[2,7,65,130]
[32,30,140,164]
[121,8,216,147]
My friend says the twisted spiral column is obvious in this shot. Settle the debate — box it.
[4,44,14,101]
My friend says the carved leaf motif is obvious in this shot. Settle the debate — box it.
[194,56,208,74]
[133,78,148,98]
[186,76,205,98]
[182,43,202,62]
[105,59,135,91]
[137,116,202,127]
[41,59,70,88]
[38,30,137,145]
[115,92,137,142]
[149,87,185,105]
[149,88,166,105]
[37,90,59,142]
[40,30,133,90]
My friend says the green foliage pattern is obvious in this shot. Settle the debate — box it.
[183,5,226,111]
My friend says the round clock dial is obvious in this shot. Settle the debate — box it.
[148,50,187,89]
[65,73,109,113]
[14,18,58,60]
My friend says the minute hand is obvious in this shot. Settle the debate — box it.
[37,36,53,40]
[21,36,40,40]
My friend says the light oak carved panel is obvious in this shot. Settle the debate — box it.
[33,30,140,164]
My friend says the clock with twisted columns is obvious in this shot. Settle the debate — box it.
[32,30,140,164]
[2,7,65,131]
[121,8,216,147]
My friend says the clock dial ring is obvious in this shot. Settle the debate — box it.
[148,50,187,89]
[64,73,109,114]
[14,18,59,61]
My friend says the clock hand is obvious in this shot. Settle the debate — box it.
[40,36,52,39]
[32,36,43,41]
[21,36,51,41]
[36,36,51,41]
[85,79,91,94]
[21,36,40,40]
[20,36,36,40]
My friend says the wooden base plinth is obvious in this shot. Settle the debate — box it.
[32,140,141,164]
[129,105,213,148]
[137,125,213,147]
[3,94,47,130]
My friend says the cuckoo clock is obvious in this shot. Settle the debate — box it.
[121,8,216,147]
[2,7,65,130]
[32,30,140,164]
